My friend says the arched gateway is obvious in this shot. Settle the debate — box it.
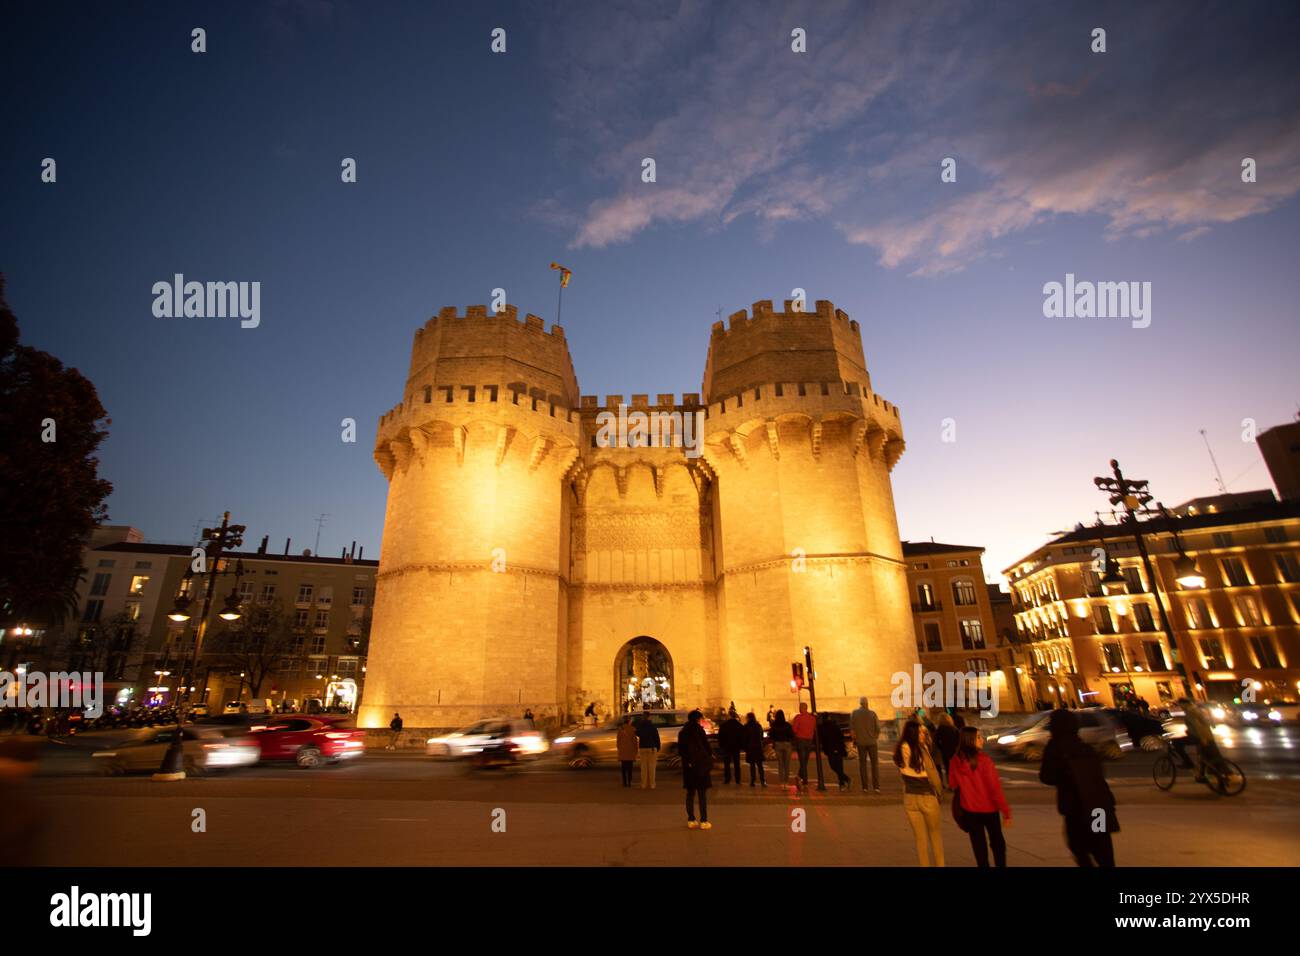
[614,637,673,713]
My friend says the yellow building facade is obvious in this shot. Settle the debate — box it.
[359,298,918,728]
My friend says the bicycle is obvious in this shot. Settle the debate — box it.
[1152,739,1246,796]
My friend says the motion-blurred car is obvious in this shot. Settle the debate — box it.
[552,710,714,768]
[985,708,1129,761]
[250,715,366,768]
[92,725,260,775]
[1210,699,1299,726]
[1104,708,1166,751]
[426,718,548,759]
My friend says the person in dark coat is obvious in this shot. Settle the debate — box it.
[1039,708,1119,867]
[933,712,960,787]
[718,712,744,785]
[768,709,795,785]
[819,713,850,790]
[678,710,713,828]
[742,712,767,787]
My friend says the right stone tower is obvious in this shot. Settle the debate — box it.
[701,298,915,713]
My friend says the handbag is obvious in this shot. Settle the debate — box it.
[951,785,971,832]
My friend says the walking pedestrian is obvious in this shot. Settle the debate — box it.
[1039,709,1118,867]
[948,726,1011,867]
[850,696,881,793]
[791,702,817,789]
[718,711,744,784]
[769,708,794,785]
[679,709,713,829]
[766,705,775,724]
[616,715,639,787]
[387,712,403,750]
[819,713,850,790]
[934,712,959,788]
[635,709,660,789]
[743,712,767,787]
[893,719,944,866]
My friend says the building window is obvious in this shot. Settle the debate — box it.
[297,584,314,604]
[260,584,277,603]
[1235,595,1263,627]
[1220,557,1250,587]
[1123,567,1144,593]
[82,600,103,623]
[294,609,309,630]
[125,602,141,621]
[959,619,985,650]
[1094,605,1116,634]
[1213,532,1234,548]
[1102,642,1127,672]
[336,658,358,678]
[1185,597,1211,629]
[314,610,329,629]
[1249,635,1281,669]
[1143,640,1168,672]
[965,658,989,673]
[1133,603,1156,632]
[90,573,111,596]
[310,636,326,655]
[239,581,255,603]
[308,657,328,677]
[1199,638,1226,669]
[129,575,149,595]
[916,583,936,610]
[134,560,153,569]
[947,560,958,568]
[1264,525,1288,544]
[280,658,301,674]
[912,562,930,570]
[352,586,368,606]
[316,587,333,606]
[923,622,942,652]
[97,559,115,568]
[1276,553,1300,584]
[952,580,977,607]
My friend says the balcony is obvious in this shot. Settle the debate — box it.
[911,601,942,613]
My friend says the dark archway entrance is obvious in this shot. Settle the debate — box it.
[614,637,674,714]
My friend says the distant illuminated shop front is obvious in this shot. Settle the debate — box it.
[616,636,673,713]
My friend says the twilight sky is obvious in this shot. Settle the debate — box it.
[3,0,1298,579]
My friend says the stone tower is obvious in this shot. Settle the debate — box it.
[700,299,914,713]
[360,296,917,730]
[358,305,581,728]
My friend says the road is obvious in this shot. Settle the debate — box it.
[11,724,1300,867]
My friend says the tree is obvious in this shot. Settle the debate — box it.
[0,275,113,629]
[208,600,297,698]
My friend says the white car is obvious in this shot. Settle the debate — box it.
[426,718,548,759]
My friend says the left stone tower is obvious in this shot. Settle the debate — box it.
[358,305,582,729]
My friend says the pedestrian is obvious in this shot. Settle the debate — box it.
[766,704,774,724]
[616,715,639,787]
[387,712,403,750]
[718,711,744,784]
[679,709,713,829]
[523,707,534,721]
[1039,709,1118,867]
[743,712,767,787]
[934,712,959,787]
[769,708,795,785]
[947,726,1011,867]
[893,719,944,866]
[819,713,850,791]
[850,696,881,793]
[728,700,738,720]
[791,702,817,789]
[634,709,660,789]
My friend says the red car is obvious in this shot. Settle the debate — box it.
[249,716,366,768]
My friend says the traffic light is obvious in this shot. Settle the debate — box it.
[791,662,805,690]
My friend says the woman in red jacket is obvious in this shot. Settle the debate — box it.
[947,726,1012,867]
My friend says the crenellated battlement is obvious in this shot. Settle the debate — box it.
[578,393,704,412]
[416,303,568,340]
[709,298,859,337]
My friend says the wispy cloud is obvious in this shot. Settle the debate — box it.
[537,0,1300,273]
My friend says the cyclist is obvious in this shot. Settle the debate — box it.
[1170,698,1221,782]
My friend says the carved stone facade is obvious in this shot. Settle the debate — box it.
[357,298,919,728]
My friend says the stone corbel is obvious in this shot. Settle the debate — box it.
[765,420,780,460]
[810,421,824,460]
[528,435,552,472]
[495,424,515,467]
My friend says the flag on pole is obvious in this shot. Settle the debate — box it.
[550,262,572,287]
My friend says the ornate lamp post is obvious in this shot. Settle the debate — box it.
[155,512,246,779]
